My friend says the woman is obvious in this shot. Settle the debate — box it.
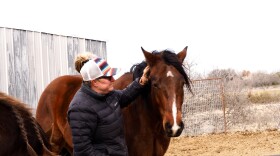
[68,52,149,156]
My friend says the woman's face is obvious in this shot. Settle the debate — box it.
[92,76,115,94]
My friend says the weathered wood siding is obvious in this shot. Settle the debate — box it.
[0,27,106,108]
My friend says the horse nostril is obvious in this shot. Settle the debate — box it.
[165,122,172,133]
[165,122,172,131]
[165,122,172,129]
[173,122,184,137]
[179,122,184,129]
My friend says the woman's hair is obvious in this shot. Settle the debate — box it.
[74,52,97,73]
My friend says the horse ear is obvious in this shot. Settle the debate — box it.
[177,46,188,63]
[141,47,156,66]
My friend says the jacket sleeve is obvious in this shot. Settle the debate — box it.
[118,78,144,108]
[68,103,105,156]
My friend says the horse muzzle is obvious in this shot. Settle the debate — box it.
[164,121,184,137]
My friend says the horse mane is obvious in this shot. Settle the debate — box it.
[130,61,147,80]
[130,49,193,93]
[0,92,53,155]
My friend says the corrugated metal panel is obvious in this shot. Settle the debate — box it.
[0,27,107,108]
[34,32,44,104]
[0,28,8,93]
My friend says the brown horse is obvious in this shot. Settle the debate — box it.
[35,46,192,156]
[0,92,55,156]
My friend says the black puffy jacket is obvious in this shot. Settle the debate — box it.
[68,78,143,156]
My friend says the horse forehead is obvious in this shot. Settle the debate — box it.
[166,71,174,77]
[164,66,180,78]
[152,67,179,81]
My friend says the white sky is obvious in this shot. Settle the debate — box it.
[1,0,280,75]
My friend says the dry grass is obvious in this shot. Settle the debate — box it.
[248,89,280,104]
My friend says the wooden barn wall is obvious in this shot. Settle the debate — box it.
[0,27,106,108]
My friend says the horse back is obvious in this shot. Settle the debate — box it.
[113,72,133,90]
[36,75,82,133]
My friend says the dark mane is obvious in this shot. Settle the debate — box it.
[0,92,52,156]
[130,49,193,93]
[130,61,147,80]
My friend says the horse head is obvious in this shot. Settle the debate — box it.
[141,46,192,137]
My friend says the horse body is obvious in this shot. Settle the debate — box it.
[35,46,192,156]
[0,92,54,156]
[35,75,82,154]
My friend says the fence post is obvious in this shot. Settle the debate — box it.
[220,78,227,133]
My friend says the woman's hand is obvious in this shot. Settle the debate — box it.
[139,66,150,85]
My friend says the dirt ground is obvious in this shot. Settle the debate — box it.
[165,130,280,156]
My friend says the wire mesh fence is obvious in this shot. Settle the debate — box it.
[182,78,225,136]
[181,78,280,136]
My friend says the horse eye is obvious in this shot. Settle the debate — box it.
[152,83,159,89]
[150,77,160,89]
